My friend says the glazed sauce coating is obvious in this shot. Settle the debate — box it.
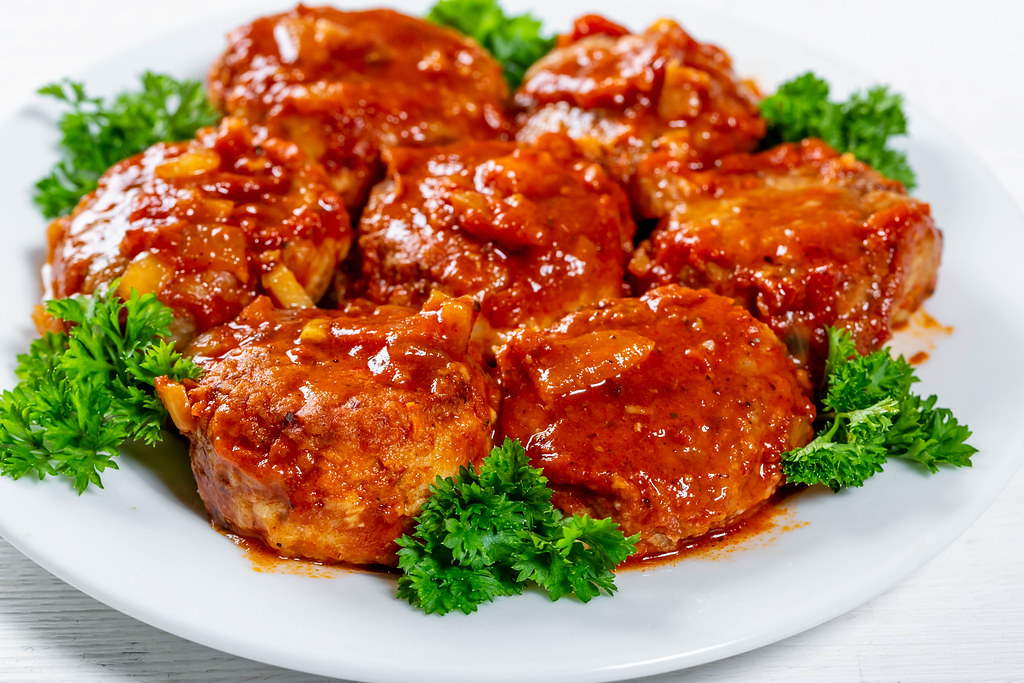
[357,134,637,349]
[208,6,512,209]
[496,286,815,557]
[515,14,764,211]
[45,117,352,343]
[180,293,499,566]
[630,139,942,381]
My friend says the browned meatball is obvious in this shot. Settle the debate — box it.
[159,293,498,567]
[515,14,764,212]
[357,134,637,350]
[629,140,942,381]
[496,286,815,558]
[44,118,352,344]
[209,6,512,210]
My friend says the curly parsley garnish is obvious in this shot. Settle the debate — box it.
[0,285,200,493]
[759,71,916,189]
[426,0,554,89]
[34,72,221,219]
[782,327,975,492]
[396,438,638,615]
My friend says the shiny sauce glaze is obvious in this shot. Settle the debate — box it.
[208,6,512,210]
[497,285,815,558]
[45,117,351,343]
[171,293,499,566]
[631,139,942,382]
[515,14,764,209]
[357,134,636,349]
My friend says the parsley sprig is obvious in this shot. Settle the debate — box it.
[34,72,221,219]
[782,328,975,492]
[759,72,916,189]
[0,285,200,493]
[396,438,639,615]
[427,0,554,89]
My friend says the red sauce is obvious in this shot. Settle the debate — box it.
[497,286,815,559]
[621,487,805,569]
[357,134,636,350]
[916,310,954,333]
[45,117,351,344]
[887,308,954,364]
[208,6,511,210]
[516,15,764,195]
[631,140,942,384]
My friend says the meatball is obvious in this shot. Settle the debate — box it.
[357,134,637,350]
[208,6,512,210]
[162,293,499,566]
[629,140,942,381]
[496,286,815,558]
[44,117,352,344]
[515,14,764,212]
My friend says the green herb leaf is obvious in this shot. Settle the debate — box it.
[396,437,639,615]
[0,284,201,493]
[427,0,554,89]
[34,72,221,219]
[782,327,975,492]
[759,72,917,189]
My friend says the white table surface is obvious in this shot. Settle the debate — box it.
[1,1,1022,681]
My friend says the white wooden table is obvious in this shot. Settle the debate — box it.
[1,1,1022,681]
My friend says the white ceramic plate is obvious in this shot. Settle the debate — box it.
[1,2,1023,681]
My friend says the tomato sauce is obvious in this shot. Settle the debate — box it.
[622,487,806,569]
[209,6,511,210]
